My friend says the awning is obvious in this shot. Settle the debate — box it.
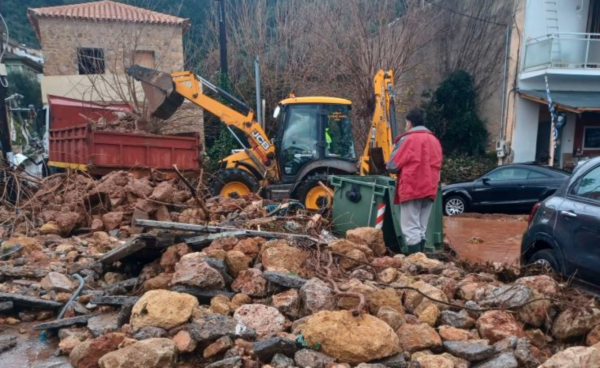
[519,90,600,113]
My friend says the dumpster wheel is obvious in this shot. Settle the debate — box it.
[296,173,333,211]
[209,168,259,198]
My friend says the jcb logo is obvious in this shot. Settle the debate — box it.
[252,130,271,150]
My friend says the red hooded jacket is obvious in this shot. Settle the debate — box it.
[386,127,442,204]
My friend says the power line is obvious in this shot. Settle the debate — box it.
[424,0,507,27]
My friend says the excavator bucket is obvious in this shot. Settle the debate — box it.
[126,65,184,120]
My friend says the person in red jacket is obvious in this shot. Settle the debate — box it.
[387,109,442,253]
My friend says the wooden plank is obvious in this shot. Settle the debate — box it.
[100,234,156,264]
[90,296,139,306]
[0,301,13,312]
[135,219,322,244]
[0,293,62,309]
[104,278,140,296]
[33,314,95,331]
[184,231,247,247]
[0,266,49,278]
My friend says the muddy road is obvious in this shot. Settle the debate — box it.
[444,214,528,266]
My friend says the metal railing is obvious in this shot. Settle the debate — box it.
[523,32,600,72]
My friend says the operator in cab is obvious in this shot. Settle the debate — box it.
[386,109,442,253]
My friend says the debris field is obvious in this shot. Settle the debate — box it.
[0,169,599,368]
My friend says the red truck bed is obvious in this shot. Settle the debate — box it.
[47,95,200,175]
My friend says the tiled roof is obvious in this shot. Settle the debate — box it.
[28,0,190,39]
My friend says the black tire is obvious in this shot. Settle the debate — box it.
[209,168,260,198]
[443,195,468,216]
[529,249,562,274]
[295,173,332,211]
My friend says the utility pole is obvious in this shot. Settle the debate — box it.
[0,7,12,166]
[215,0,229,92]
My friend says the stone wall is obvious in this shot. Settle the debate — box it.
[37,18,203,138]
[37,18,184,76]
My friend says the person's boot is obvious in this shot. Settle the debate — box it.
[419,239,426,253]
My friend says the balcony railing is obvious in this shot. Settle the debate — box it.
[523,32,600,72]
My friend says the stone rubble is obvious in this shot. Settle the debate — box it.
[1,178,599,368]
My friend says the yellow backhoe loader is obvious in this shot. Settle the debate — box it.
[126,66,398,210]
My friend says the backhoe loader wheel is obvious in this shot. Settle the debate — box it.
[210,168,259,198]
[296,173,333,211]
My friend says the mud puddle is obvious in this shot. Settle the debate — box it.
[0,323,69,368]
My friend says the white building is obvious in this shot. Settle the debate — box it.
[504,0,600,168]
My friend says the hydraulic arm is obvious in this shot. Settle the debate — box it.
[126,65,278,181]
[359,70,398,176]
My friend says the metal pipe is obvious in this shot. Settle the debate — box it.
[40,273,85,340]
[254,56,262,127]
[500,24,511,141]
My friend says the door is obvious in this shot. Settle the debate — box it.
[521,169,552,205]
[554,164,600,284]
[470,167,529,208]
[278,105,320,182]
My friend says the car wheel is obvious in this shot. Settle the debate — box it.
[444,195,467,216]
[529,249,561,274]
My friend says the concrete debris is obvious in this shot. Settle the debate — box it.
[0,172,596,367]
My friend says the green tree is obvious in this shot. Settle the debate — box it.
[7,73,42,108]
[423,70,488,156]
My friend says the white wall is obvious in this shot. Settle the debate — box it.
[524,0,590,38]
[512,98,540,162]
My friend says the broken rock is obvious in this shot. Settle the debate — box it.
[262,244,308,275]
[98,338,177,368]
[225,250,251,278]
[551,306,600,341]
[346,227,386,256]
[189,313,256,343]
[477,310,524,343]
[102,212,124,231]
[294,349,336,368]
[440,310,475,329]
[396,323,442,353]
[160,243,192,273]
[413,354,454,368]
[130,290,198,330]
[300,310,401,364]
[539,346,600,368]
[299,278,336,316]
[70,333,125,368]
[173,330,197,353]
[231,268,267,297]
[171,253,225,290]
[377,306,405,331]
[41,272,75,292]
[272,289,300,319]
[443,341,498,362]
[233,304,286,337]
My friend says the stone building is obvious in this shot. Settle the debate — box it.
[28,0,203,137]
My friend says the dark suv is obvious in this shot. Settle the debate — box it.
[521,157,600,286]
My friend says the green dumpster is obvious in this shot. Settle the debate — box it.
[330,175,443,254]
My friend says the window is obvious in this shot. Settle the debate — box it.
[325,105,355,159]
[583,127,600,150]
[78,48,105,75]
[574,165,600,201]
[134,50,155,68]
[486,168,530,181]
[528,170,549,179]
[281,105,319,176]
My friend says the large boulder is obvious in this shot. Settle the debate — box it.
[477,310,524,343]
[299,278,336,315]
[300,310,401,364]
[551,306,600,340]
[233,304,286,337]
[98,338,177,368]
[70,333,125,368]
[346,227,386,256]
[396,323,442,353]
[539,347,600,368]
[171,253,225,289]
[130,290,198,330]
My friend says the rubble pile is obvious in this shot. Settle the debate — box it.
[89,112,150,134]
[0,170,272,238]
[0,207,599,368]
